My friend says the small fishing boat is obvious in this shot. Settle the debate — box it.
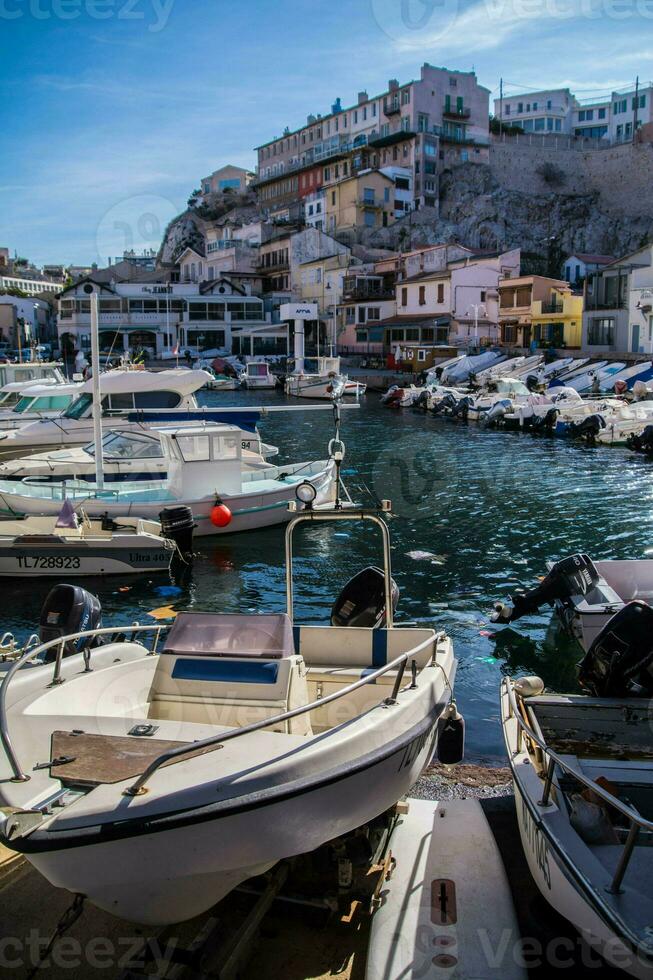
[603,361,653,393]
[440,351,506,385]
[285,356,365,399]
[549,360,609,389]
[241,361,277,389]
[203,369,239,391]
[380,384,424,408]
[501,602,653,978]
[0,496,458,925]
[0,507,186,576]
[491,552,653,652]
[0,425,341,536]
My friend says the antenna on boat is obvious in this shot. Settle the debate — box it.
[84,283,104,490]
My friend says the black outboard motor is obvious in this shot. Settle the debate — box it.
[39,584,102,663]
[567,413,606,442]
[452,395,473,421]
[627,425,653,455]
[492,554,600,624]
[531,407,558,434]
[525,374,541,392]
[331,567,399,628]
[578,601,653,698]
[159,505,195,562]
[414,389,430,411]
[431,393,457,416]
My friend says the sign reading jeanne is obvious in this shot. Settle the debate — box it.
[280,303,318,321]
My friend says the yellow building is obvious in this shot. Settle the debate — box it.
[325,171,395,236]
[531,285,583,349]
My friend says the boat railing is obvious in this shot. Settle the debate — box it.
[502,677,653,894]
[0,623,169,783]
[0,624,442,794]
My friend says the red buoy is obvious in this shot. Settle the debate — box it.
[210,503,232,528]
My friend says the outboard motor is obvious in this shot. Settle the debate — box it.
[481,399,511,428]
[159,505,196,562]
[578,601,653,698]
[627,425,653,455]
[525,374,541,392]
[431,393,457,416]
[331,567,399,628]
[492,554,600,624]
[39,584,102,663]
[531,407,558,434]
[380,385,398,405]
[414,389,430,411]
[567,414,606,442]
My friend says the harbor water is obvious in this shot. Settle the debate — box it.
[4,389,652,761]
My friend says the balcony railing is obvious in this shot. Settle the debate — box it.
[357,197,383,209]
[383,100,401,116]
[342,283,393,301]
[443,104,470,119]
[541,301,564,314]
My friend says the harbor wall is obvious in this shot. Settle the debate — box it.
[489,139,653,220]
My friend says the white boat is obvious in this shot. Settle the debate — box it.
[0,425,341,536]
[549,359,608,389]
[0,361,66,386]
[203,370,239,391]
[0,369,214,460]
[595,401,653,445]
[491,552,653,653]
[0,498,458,925]
[441,351,506,385]
[0,509,180,576]
[465,377,534,422]
[0,382,82,431]
[241,361,277,389]
[380,384,424,408]
[602,361,653,393]
[564,362,623,393]
[366,799,526,980]
[0,426,279,484]
[502,664,653,978]
[285,357,366,399]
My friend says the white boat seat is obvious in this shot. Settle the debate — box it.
[147,645,312,735]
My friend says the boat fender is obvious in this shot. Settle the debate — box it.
[513,675,545,698]
[436,701,465,765]
[210,500,233,528]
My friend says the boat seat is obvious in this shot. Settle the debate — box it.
[147,619,311,734]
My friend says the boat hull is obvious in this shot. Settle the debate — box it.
[503,686,653,978]
[0,462,339,536]
[25,711,441,925]
[0,543,171,576]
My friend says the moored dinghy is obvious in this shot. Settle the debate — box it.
[0,496,458,925]
[501,602,653,978]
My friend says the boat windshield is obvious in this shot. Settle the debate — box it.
[87,431,163,459]
[13,394,72,414]
[64,393,100,419]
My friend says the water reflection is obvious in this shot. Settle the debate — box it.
[2,390,650,759]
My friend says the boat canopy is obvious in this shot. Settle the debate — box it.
[78,370,211,397]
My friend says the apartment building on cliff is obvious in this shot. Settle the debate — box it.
[253,63,490,220]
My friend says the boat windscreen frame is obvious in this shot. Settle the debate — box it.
[284,501,394,627]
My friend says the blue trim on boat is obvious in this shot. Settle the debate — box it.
[125,410,261,433]
[371,630,387,667]
[171,658,279,684]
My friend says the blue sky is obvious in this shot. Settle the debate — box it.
[1,0,650,265]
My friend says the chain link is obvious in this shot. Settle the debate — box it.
[26,893,85,979]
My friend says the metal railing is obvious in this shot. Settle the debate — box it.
[502,678,653,894]
[0,623,168,783]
